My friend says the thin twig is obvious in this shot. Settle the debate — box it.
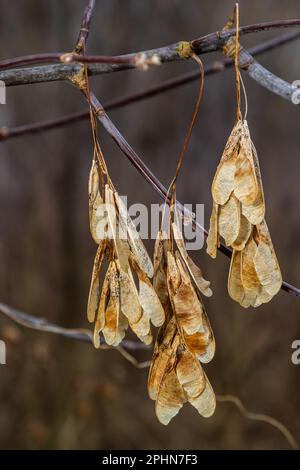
[74,0,96,54]
[1,20,300,86]
[0,0,98,70]
[1,30,300,141]
[0,52,161,70]
[0,301,149,352]
[216,394,298,450]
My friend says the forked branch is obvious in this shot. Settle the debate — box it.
[1,30,299,141]
[1,19,300,86]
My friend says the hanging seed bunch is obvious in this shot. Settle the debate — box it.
[87,120,165,348]
[148,222,216,424]
[206,4,282,307]
[147,55,216,424]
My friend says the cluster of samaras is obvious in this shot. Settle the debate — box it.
[87,158,216,424]
[207,119,282,307]
[87,159,164,347]
[148,225,215,424]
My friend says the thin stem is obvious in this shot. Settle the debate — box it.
[234,3,242,120]
[217,394,298,450]
[0,52,141,70]
[171,55,204,193]
[74,0,96,54]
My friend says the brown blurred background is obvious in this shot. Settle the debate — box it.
[0,0,300,450]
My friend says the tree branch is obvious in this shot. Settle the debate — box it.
[0,301,149,352]
[1,30,299,141]
[1,20,300,86]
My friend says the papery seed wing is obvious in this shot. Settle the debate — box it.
[155,368,186,425]
[184,329,214,364]
[241,237,260,293]
[153,231,169,307]
[139,280,165,327]
[89,159,106,243]
[115,235,131,272]
[211,121,242,205]
[254,221,282,296]
[88,158,99,202]
[105,185,131,271]
[185,256,212,297]
[218,194,240,246]
[119,269,142,324]
[166,251,181,294]
[163,233,172,259]
[105,184,118,240]
[193,306,215,363]
[114,190,154,278]
[241,194,264,225]
[102,297,117,345]
[228,250,256,308]
[130,312,151,340]
[254,241,282,296]
[222,120,243,155]
[234,122,258,205]
[153,230,164,273]
[188,373,216,418]
[241,143,265,224]
[212,152,236,205]
[228,250,247,305]
[149,348,175,400]
[129,254,165,328]
[253,286,273,307]
[232,213,252,251]
[139,331,153,345]
[87,239,107,323]
[104,185,130,272]
[172,223,212,297]
[153,266,169,310]
[93,262,111,348]
[184,332,208,357]
[206,203,219,259]
[176,351,205,399]
[102,262,120,346]
[115,312,129,345]
[148,319,178,400]
[173,279,204,335]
